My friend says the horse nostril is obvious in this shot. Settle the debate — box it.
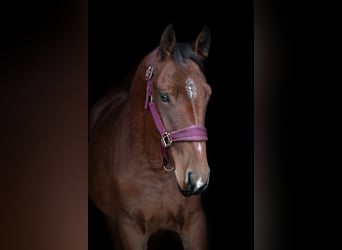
[186,172,194,192]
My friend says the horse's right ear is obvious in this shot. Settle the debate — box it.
[159,24,176,60]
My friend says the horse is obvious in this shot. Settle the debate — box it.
[89,24,212,250]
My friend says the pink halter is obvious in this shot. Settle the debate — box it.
[144,49,208,170]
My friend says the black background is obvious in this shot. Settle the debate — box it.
[2,1,337,249]
[89,1,253,250]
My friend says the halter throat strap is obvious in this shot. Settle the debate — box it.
[144,49,208,169]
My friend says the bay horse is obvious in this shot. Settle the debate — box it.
[89,24,211,250]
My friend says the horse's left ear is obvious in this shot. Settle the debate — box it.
[193,25,211,59]
[159,24,176,60]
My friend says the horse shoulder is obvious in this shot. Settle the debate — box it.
[89,89,130,215]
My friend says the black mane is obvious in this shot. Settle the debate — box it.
[171,43,205,70]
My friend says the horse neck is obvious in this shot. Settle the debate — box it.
[128,57,162,165]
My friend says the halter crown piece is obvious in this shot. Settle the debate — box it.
[144,49,208,171]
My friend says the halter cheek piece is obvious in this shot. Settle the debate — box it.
[144,49,208,172]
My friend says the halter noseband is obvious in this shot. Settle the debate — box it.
[144,49,208,171]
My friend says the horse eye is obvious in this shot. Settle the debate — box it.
[160,93,170,103]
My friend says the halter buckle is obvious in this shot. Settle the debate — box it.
[161,132,172,147]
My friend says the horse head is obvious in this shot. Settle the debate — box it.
[145,24,211,197]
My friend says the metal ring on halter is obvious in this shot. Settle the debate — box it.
[163,163,175,172]
[145,65,154,80]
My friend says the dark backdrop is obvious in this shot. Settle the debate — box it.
[89,1,253,250]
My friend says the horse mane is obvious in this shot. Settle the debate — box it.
[171,42,206,71]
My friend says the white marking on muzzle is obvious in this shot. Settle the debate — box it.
[196,142,202,154]
[195,177,204,191]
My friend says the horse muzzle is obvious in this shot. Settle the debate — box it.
[179,170,210,197]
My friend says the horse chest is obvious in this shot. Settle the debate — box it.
[119,174,180,206]
[117,175,187,231]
